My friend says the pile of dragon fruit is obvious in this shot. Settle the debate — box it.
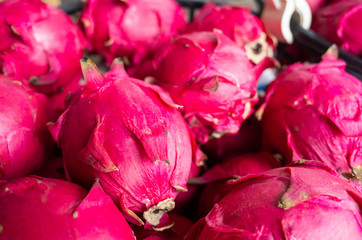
[1,0,362,239]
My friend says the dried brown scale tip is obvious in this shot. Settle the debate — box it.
[143,198,175,226]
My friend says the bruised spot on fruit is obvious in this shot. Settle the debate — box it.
[73,211,79,218]
[143,198,175,226]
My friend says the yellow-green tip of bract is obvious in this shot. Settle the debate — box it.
[80,57,105,90]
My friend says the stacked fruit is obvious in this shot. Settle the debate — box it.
[1,0,362,239]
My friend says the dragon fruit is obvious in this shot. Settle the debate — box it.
[33,156,67,180]
[305,0,327,13]
[49,58,196,230]
[0,75,53,180]
[0,176,135,239]
[195,152,281,217]
[185,161,362,239]
[0,0,87,95]
[79,0,186,66]
[133,214,194,239]
[152,31,277,144]
[186,3,276,64]
[312,0,362,56]
[202,113,263,162]
[261,47,362,178]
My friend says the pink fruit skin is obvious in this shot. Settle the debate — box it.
[306,0,326,13]
[202,113,263,162]
[49,59,194,229]
[153,31,276,144]
[185,161,362,239]
[33,157,67,181]
[186,3,275,64]
[79,0,186,65]
[0,75,53,180]
[0,0,87,95]
[133,214,194,239]
[0,176,135,240]
[312,0,362,56]
[196,152,281,217]
[262,52,362,178]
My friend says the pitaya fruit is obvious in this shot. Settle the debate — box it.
[305,0,327,13]
[0,0,87,95]
[133,214,194,239]
[49,58,196,230]
[152,30,277,144]
[194,152,281,217]
[0,176,135,239]
[201,113,263,162]
[261,47,362,178]
[33,156,67,180]
[185,161,362,239]
[312,0,362,56]
[0,75,53,180]
[186,3,276,64]
[79,0,186,66]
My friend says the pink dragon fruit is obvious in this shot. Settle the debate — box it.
[202,113,263,162]
[33,156,67,180]
[152,30,277,144]
[195,152,281,217]
[305,0,326,13]
[0,75,53,180]
[261,47,362,178]
[0,176,135,239]
[312,0,362,56]
[49,58,196,230]
[0,0,87,95]
[186,3,276,64]
[133,214,194,239]
[79,0,186,66]
[185,161,362,239]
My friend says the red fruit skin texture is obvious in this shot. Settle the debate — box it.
[0,176,135,240]
[0,75,53,180]
[185,161,362,240]
[312,0,362,57]
[196,152,281,218]
[152,31,263,144]
[186,3,275,64]
[50,62,193,228]
[0,0,87,95]
[262,52,362,177]
[79,0,186,65]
